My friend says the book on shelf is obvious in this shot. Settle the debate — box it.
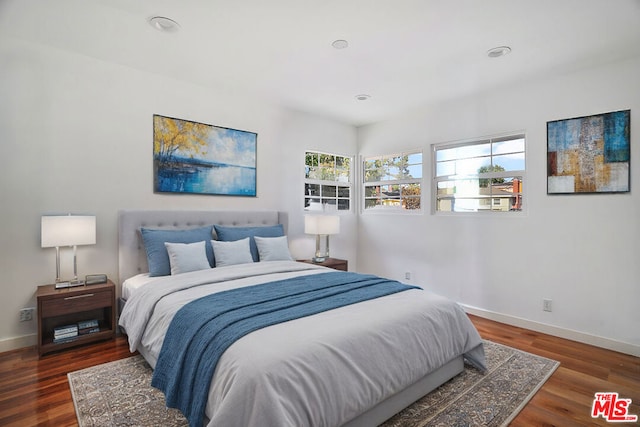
[54,324,78,338]
[54,324,78,333]
[53,334,78,343]
[77,319,99,330]
[77,319,100,335]
[54,330,78,338]
[53,327,78,343]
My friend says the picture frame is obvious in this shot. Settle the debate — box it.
[153,115,257,197]
[547,110,630,194]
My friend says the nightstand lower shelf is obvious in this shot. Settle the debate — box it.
[40,328,114,355]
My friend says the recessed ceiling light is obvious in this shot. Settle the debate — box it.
[332,39,349,49]
[148,16,180,33]
[487,46,511,58]
[355,94,371,101]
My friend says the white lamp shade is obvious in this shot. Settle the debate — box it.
[304,215,340,235]
[41,215,96,248]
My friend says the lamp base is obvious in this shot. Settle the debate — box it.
[54,281,70,289]
[54,280,85,289]
[312,256,327,263]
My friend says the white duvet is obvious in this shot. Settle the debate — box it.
[119,261,485,427]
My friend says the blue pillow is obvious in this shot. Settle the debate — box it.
[214,224,284,262]
[141,226,214,276]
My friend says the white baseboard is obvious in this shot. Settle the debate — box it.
[462,304,640,357]
[0,334,36,354]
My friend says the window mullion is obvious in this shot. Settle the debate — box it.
[479,170,525,180]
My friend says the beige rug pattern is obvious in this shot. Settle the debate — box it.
[68,340,558,426]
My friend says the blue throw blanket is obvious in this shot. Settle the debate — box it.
[151,271,419,427]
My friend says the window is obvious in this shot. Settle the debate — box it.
[304,151,352,211]
[433,134,525,213]
[363,151,422,211]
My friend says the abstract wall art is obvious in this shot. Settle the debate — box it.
[153,115,257,196]
[547,110,630,194]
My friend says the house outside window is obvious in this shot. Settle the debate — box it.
[363,151,423,212]
[433,133,525,213]
[304,151,352,211]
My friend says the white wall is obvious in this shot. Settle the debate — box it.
[0,37,358,351]
[357,57,640,356]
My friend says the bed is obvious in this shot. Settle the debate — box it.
[117,209,486,427]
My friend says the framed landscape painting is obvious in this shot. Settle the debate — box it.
[153,115,257,196]
[547,110,630,194]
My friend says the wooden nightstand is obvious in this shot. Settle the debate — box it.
[36,279,116,357]
[297,257,348,271]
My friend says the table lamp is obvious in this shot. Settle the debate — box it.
[41,215,96,288]
[304,215,340,263]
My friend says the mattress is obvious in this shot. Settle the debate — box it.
[121,273,154,300]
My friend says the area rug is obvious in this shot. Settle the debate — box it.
[68,340,558,427]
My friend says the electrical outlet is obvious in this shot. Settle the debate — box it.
[19,308,34,322]
[542,299,552,312]
[404,271,411,280]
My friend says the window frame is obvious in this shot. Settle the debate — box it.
[432,133,526,215]
[361,149,424,214]
[304,150,353,213]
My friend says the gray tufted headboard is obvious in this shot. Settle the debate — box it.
[117,209,288,286]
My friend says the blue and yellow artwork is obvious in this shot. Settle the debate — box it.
[153,115,257,196]
[547,110,630,194]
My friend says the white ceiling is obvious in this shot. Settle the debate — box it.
[2,0,640,126]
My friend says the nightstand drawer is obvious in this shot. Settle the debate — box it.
[40,290,113,317]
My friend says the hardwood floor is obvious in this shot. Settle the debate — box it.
[0,336,133,426]
[0,315,638,426]
[471,315,640,427]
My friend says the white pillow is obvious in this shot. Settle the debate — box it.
[164,241,211,275]
[211,238,254,267]
[254,235,293,261]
